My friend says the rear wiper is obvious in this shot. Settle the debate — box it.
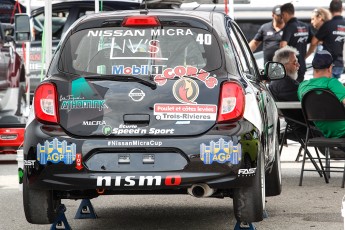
[84,75,157,90]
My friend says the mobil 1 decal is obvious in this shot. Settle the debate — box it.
[153,66,218,121]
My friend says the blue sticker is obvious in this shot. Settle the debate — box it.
[200,138,241,165]
[37,138,76,165]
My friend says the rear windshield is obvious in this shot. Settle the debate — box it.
[58,27,222,76]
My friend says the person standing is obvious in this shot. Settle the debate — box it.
[306,0,345,79]
[311,8,331,31]
[280,2,313,83]
[249,5,285,63]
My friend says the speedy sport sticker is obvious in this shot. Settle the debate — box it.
[103,124,174,136]
[200,138,242,165]
[154,103,217,121]
[154,66,218,89]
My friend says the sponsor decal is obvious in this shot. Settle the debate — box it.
[82,120,106,126]
[60,95,108,112]
[335,36,345,42]
[154,103,217,121]
[238,168,256,176]
[87,29,193,37]
[154,65,217,89]
[107,140,163,146]
[200,138,241,165]
[18,168,23,184]
[61,78,109,112]
[97,175,181,187]
[103,124,174,136]
[37,138,76,165]
[173,78,199,104]
[297,37,308,43]
[109,38,167,60]
[103,125,113,136]
[333,25,345,37]
[75,153,83,170]
[128,88,145,102]
[24,160,36,168]
[175,121,191,125]
[112,65,165,75]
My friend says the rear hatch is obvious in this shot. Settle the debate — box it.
[56,15,223,137]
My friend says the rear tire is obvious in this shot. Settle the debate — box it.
[23,171,61,224]
[233,150,265,223]
[265,133,282,196]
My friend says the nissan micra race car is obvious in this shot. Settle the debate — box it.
[23,9,285,225]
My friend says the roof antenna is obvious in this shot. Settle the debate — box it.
[144,0,148,11]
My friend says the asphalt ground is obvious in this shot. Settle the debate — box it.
[0,142,344,230]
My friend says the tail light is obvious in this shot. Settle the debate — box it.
[217,82,245,123]
[122,16,160,27]
[34,83,59,124]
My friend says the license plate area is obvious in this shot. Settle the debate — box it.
[0,134,18,140]
[85,150,188,172]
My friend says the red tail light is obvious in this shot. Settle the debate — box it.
[122,16,160,27]
[34,83,59,124]
[217,82,245,123]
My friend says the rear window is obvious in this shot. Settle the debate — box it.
[59,27,222,76]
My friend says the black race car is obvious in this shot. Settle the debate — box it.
[23,9,285,225]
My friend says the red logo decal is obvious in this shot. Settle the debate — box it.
[75,153,83,170]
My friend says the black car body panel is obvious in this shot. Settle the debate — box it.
[23,9,282,224]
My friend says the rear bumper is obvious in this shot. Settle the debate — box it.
[24,120,259,192]
[0,127,24,153]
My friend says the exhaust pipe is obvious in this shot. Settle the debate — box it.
[187,183,215,198]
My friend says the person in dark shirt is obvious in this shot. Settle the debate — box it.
[280,3,313,83]
[249,5,285,63]
[269,46,300,102]
[306,0,345,79]
[269,45,307,142]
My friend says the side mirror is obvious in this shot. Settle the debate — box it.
[14,14,31,42]
[264,62,286,80]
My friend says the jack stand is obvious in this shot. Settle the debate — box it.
[74,199,97,219]
[50,204,72,230]
[234,221,256,230]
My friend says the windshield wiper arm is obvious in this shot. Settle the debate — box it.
[84,75,157,90]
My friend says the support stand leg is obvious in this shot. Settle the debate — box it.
[74,199,97,219]
[50,204,71,230]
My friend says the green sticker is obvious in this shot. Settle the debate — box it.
[18,168,24,184]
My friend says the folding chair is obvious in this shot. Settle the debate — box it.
[278,110,325,176]
[300,89,345,187]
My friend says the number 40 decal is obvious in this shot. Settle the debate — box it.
[196,34,212,45]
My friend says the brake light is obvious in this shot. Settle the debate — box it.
[122,16,160,27]
[34,83,59,124]
[217,82,245,123]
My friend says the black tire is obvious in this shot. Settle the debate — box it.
[233,149,265,223]
[265,133,282,196]
[23,171,61,224]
